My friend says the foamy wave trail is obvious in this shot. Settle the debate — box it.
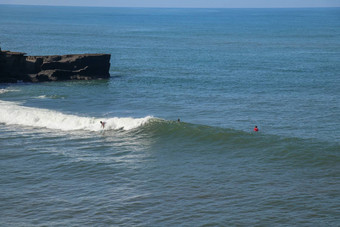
[0,88,19,94]
[0,100,152,131]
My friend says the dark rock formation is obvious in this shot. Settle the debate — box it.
[0,50,110,83]
[0,51,27,83]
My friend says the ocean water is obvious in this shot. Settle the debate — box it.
[1,5,340,226]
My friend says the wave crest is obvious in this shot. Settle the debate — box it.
[0,88,20,94]
[0,100,152,131]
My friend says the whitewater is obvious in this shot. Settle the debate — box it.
[0,100,152,131]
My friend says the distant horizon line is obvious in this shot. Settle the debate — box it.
[1,3,340,9]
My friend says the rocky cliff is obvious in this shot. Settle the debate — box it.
[0,50,111,83]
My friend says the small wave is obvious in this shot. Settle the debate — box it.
[0,88,20,94]
[0,100,152,132]
[34,95,66,99]
[50,95,66,99]
[36,95,47,99]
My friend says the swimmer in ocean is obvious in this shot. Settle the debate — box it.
[100,121,106,129]
[254,125,259,132]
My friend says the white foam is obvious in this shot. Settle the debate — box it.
[0,100,152,132]
[36,95,47,99]
[0,88,19,94]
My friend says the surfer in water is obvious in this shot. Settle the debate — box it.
[100,121,106,129]
[254,126,259,132]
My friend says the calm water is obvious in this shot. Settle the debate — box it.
[1,5,340,226]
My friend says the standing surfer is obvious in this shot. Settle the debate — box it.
[100,121,106,129]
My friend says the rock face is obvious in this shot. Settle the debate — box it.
[0,50,111,83]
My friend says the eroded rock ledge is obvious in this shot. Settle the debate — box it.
[0,50,111,83]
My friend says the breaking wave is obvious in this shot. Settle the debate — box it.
[0,100,152,131]
[0,88,19,94]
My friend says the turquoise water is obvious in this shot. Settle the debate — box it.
[1,5,340,226]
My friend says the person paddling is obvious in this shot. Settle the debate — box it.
[100,121,106,129]
[254,125,259,132]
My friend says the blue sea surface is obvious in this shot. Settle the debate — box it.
[0,5,340,226]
